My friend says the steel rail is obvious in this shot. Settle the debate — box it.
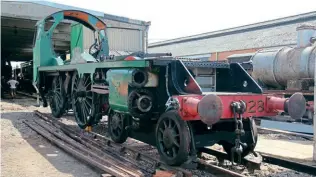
[34,111,250,177]
[34,110,189,177]
[23,119,138,177]
[56,123,156,174]
[197,159,245,177]
[87,125,248,177]
[260,152,316,176]
[32,118,145,177]
[199,147,262,170]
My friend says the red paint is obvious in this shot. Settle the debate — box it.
[124,56,136,60]
[175,93,290,123]
[184,77,202,94]
[63,11,106,30]
[307,101,314,111]
[209,48,260,61]
[181,97,200,117]
[266,96,286,111]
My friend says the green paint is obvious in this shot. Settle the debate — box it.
[38,60,149,74]
[33,10,110,84]
[70,23,84,57]
[106,69,134,112]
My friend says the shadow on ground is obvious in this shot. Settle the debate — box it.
[1,109,100,177]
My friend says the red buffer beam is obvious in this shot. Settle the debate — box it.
[175,92,306,125]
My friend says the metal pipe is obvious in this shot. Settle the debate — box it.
[32,82,40,106]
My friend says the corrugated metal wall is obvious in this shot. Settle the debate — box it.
[82,26,95,52]
[79,25,143,54]
[107,28,142,52]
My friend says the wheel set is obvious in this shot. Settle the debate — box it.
[49,73,258,166]
[49,72,103,129]
[72,72,102,129]
[155,110,191,165]
[48,73,197,166]
[49,75,67,118]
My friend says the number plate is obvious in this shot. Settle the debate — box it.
[247,100,264,113]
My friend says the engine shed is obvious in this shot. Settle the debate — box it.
[1,0,150,83]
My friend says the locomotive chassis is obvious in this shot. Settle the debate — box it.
[33,10,307,166]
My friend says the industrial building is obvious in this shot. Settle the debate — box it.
[148,11,316,61]
[1,0,151,91]
[1,0,150,64]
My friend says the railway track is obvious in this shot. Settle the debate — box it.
[260,152,316,176]
[28,110,249,177]
[19,103,316,176]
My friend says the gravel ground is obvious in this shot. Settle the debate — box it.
[1,95,315,177]
[90,117,315,177]
[259,131,311,141]
[200,148,313,177]
[1,95,100,177]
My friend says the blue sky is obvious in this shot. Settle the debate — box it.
[49,0,316,43]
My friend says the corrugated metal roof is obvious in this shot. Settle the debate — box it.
[148,13,316,57]
[149,11,316,47]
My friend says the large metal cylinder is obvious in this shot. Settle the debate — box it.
[252,45,316,88]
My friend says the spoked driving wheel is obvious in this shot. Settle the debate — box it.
[108,111,128,143]
[72,72,101,129]
[49,75,66,118]
[156,110,191,165]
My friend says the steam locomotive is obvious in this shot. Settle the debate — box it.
[32,10,307,166]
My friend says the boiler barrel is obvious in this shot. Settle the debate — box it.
[252,45,316,88]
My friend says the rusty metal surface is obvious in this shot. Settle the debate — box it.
[34,111,193,177]
[23,119,142,177]
[199,147,262,170]
[198,94,223,125]
[197,159,246,177]
[286,93,307,119]
[286,78,314,91]
[33,110,259,177]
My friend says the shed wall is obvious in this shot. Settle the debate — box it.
[148,20,316,60]
[2,1,149,55]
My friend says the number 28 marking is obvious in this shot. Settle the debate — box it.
[247,100,264,113]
